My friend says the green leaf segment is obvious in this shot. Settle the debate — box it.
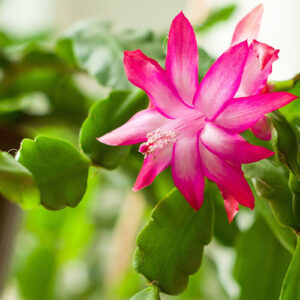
[234,217,291,300]
[280,236,300,300]
[243,159,297,229]
[134,188,214,295]
[269,111,300,180]
[80,89,148,169]
[0,89,148,211]
[17,136,90,210]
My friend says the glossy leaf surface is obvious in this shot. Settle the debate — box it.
[80,89,148,169]
[134,188,214,295]
[17,136,90,210]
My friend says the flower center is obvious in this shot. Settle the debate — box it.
[139,128,179,157]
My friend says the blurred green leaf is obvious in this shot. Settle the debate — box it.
[279,80,300,121]
[48,75,89,125]
[269,111,300,180]
[198,48,214,80]
[0,151,39,209]
[57,21,130,89]
[253,188,296,254]
[17,136,90,210]
[57,22,168,89]
[130,286,161,300]
[0,30,50,49]
[17,246,56,300]
[234,217,291,300]
[116,29,165,63]
[280,236,300,300]
[80,89,148,169]
[196,4,236,32]
[289,174,300,228]
[0,92,50,117]
[55,37,77,66]
[243,159,297,228]
[0,47,88,126]
[288,78,300,96]
[134,188,214,295]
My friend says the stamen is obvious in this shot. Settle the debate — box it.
[139,128,179,157]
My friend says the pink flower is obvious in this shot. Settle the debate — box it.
[232,4,280,140]
[98,10,297,221]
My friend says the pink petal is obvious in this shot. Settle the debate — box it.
[124,50,190,118]
[98,109,169,146]
[231,4,264,46]
[199,142,254,209]
[235,40,279,97]
[166,12,198,106]
[172,134,205,210]
[194,41,249,120]
[214,92,298,133]
[200,122,274,163]
[133,145,172,191]
[250,116,272,140]
[217,185,239,223]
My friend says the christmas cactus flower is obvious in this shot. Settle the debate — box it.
[231,4,280,140]
[98,9,297,221]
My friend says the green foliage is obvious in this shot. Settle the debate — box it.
[80,89,148,169]
[253,189,296,254]
[115,29,165,64]
[16,246,56,300]
[12,172,99,300]
[269,111,300,180]
[57,22,165,89]
[134,188,214,295]
[243,159,297,229]
[280,80,300,121]
[0,151,39,209]
[130,287,161,300]
[198,48,214,80]
[280,236,300,300]
[168,256,230,300]
[0,46,89,126]
[196,4,236,32]
[17,136,90,210]
[0,6,299,300]
[289,174,300,228]
[56,21,130,89]
[234,217,291,300]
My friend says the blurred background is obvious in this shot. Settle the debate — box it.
[0,0,299,79]
[0,0,298,300]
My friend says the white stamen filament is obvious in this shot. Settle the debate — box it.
[139,128,179,157]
